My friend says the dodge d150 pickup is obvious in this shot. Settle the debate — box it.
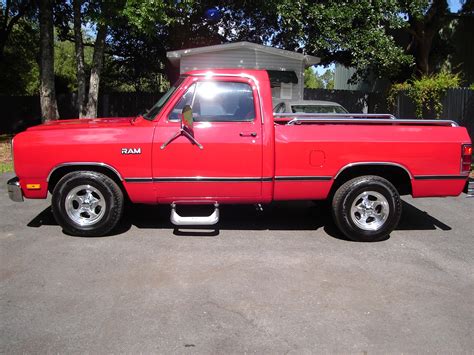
[8,69,473,241]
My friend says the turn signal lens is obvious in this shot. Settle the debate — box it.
[26,184,41,190]
[462,144,472,174]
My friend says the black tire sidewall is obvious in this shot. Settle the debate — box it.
[335,177,401,242]
[52,171,123,236]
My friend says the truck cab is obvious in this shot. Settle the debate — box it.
[148,70,274,203]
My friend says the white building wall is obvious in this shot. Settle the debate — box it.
[180,48,257,73]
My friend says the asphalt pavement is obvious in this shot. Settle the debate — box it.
[1,172,473,353]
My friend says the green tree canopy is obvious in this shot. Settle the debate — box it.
[1,0,471,98]
[304,67,335,89]
[272,0,413,81]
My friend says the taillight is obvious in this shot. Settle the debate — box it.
[461,144,472,174]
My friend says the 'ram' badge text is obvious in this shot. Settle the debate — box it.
[121,148,141,155]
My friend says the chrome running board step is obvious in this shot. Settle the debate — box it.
[170,203,220,226]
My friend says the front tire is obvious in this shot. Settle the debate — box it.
[52,171,124,237]
[331,175,402,242]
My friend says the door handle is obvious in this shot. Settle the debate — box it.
[240,132,257,137]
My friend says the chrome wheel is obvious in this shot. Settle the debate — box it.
[65,185,106,226]
[350,191,389,231]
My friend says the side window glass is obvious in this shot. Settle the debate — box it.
[193,81,255,122]
[275,103,285,113]
[168,84,196,121]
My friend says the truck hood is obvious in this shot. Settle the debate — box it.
[26,116,135,131]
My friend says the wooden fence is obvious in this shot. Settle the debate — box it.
[305,88,473,138]
[1,89,473,139]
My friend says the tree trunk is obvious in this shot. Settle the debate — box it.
[406,0,449,77]
[38,0,59,122]
[415,31,435,75]
[0,32,7,61]
[407,18,437,76]
[0,0,11,60]
[84,24,106,118]
[72,0,86,118]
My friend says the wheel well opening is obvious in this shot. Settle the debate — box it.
[330,165,412,197]
[48,165,129,200]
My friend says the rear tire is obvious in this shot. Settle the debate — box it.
[331,175,402,242]
[52,171,124,237]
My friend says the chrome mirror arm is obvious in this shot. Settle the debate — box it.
[160,128,204,150]
[182,129,204,149]
[160,130,181,150]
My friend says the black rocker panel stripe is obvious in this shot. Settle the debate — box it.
[274,176,332,181]
[124,178,153,183]
[125,176,332,183]
[126,175,468,183]
[125,177,273,183]
[413,175,467,180]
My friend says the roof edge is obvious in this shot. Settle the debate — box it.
[167,41,320,67]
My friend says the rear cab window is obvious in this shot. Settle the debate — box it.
[291,105,347,114]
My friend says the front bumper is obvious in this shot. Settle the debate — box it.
[465,178,474,198]
[7,177,23,202]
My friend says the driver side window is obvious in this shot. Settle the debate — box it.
[168,81,256,122]
[193,81,255,122]
[168,84,196,121]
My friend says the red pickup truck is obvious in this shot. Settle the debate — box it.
[8,69,473,241]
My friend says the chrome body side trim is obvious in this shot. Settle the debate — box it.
[47,162,124,182]
[189,72,265,125]
[7,177,23,202]
[334,162,414,180]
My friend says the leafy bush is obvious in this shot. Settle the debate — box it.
[0,141,13,174]
[388,71,460,118]
[0,162,13,174]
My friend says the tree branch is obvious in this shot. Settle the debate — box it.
[3,0,31,40]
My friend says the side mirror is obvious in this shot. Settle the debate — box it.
[181,105,194,135]
[161,104,203,150]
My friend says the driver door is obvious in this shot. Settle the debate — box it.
[152,77,263,201]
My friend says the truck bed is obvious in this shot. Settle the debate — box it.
[273,114,470,199]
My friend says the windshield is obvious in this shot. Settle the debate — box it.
[291,105,348,114]
[143,77,185,120]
